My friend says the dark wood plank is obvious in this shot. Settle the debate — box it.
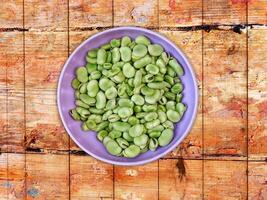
[159,159,203,199]
[248,29,267,161]
[204,160,247,200]
[115,161,158,200]
[114,0,158,27]
[70,155,113,199]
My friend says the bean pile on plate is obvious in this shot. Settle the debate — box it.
[70,35,186,158]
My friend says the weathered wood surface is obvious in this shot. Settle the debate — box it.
[0,0,267,199]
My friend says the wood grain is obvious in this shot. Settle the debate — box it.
[159,0,202,27]
[203,30,247,160]
[24,0,68,31]
[204,160,247,200]
[69,0,113,29]
[248,29,267,161]
[70,155,113,199]
[203,0,246,25]
[114,161,158,200]
[114,0,158,27]
[160,30,203,159]
[0,154,7,200]
[248,162,267,200]
[0,0,23,28]
[0,32,24,153]
[159,159,203,199]
[248,0,267,24]
[25,32,68,151]
[26,153,69,199]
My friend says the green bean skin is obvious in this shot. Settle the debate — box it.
[70,34,187,158]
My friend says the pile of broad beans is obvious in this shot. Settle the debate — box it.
[70,35,186,158]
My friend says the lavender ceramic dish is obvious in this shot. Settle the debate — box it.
[57,27,198,166]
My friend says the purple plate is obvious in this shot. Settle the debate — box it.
[57,27,198,166]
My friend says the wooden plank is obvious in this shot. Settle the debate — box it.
[0,153,7,200]
[114,161,158,200]
[159,159,203,199]
[248,162,267,200]
[204,160,247,200]
[7,153,25,200]
[159,0,202,27]
[0,32,24,153]
[0,0,23,28]
[114,0,158,27]
[159,30,203,159]
[203,0,246,25]
[25,32,69,151]
[203,30,247,160]
[24,0,68,31]
[26,153,69,199]
[70,155,113,199]
[248,29,267,161]
[69,0,113,29]
[248,0,267,24]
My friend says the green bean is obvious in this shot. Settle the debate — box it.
[97,130,108,141]
[96,121,109,132]
[133,70,142,87]
[116,138,129,149]
[164,75,174,85]
[76,100,89,108]
[85,119,97,130]
[80,94,96,105]
[176,103,187,116]
[145,119,160,129]
[112,72,125,83]
[118,107,133,118]
[76,67,88,83]
[70,109,80,120]
[102,110,112,121]
[148,131,161,138]
[128,116,140,125]
[101,43,111,50]
[79,83,87,94]
[108,114,120,122]
[87,48,98,58]
[111,47,120,63]
[89,108,105,114]
[122,63,135,78]
[109,130,122,139]
[134,134,149,147]
[142,104,157,112]
[148,44,163,56]
[106,51,112,63]
[144,112,158,122]
[87,80,99,97]
[97,49,107,65]
[111,121,131,132]
[134,55,151,69]
[161,52,169,64]
[145,90,161,104]
[121,36,132,47]
[86,63,97,73]
[145,64,159,75]
[131,94,145,106]
[118,99,134,108]
[167,66,176,77]
[132,44,147,59]
[149,138,158,151]
[135,35,151,46]
[148,125,164,133]
[169,58,184,76]
[123,132,134,142]
[82,122,89,131]
[162,120,174,129]
[171,83,183,94]
[154,74,164,82]
[105,99,117,110]
[123,145,140,158]
[141,86,155,96]
[159,96,167,105]
[143,74,154,83]
[166,101,176,110]
[99,78,114,91]
[120,47,131,62]
[86,56,97,64]
[158,129,173,146]
[76,107,90,118]
[71,78,80,89]
[75,90,80,99]
[147,81,170,89]
[105,86,118,99]
[103,136,112,146]
[165,91,176,100]
[158,105,166,112]
[103,63,112,69]
[110,39,121,48]
[176,93,183,102]
[129,124,144,137]
[134,105,142,113]
[158,110,167,123]
[96,91,106,109]
[89,71,101,80]
[106,140,122,155]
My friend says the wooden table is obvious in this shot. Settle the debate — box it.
[0,0,266,199]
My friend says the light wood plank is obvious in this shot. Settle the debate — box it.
[69,0,113,29]
[0,0,23,29]
[248,0,267,24]
[26,153,69,199]
[159,30,203,159]
[248,29,267,160]
[159,159,203,199]
[70,155,113,199]
[159,0,202,27]
[114,0,158,27]
[0,153,7,200]
[25,32,68,151]
[248,161,267,200]
[203,30,247,160]
[203,0,246,25]
[24,0,68,31]
[204,160,247,200]
[115,161,158,200]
